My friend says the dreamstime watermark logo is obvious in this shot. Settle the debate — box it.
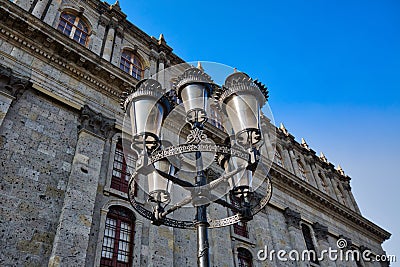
[257,238,397,263]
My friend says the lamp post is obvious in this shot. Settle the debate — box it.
[122,64,272,267]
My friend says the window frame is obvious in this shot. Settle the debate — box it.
[230,195,250,239]
[301,224,319,265]
[100,206,135,267]
[237,247,253,267]
[110,139,135,194]
[57,12,90,46]
[105,134,138,199]
[274,149,284,167]
[120,50,144,80]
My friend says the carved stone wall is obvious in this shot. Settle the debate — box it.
[0,1,391,267]
[0,89,79,266]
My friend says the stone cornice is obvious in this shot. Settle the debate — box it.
[0,1,184,102]
[0,2,133,99]
[90,0,183,65]
[267,161,391,243]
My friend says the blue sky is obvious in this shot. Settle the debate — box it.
[114,0,399,259]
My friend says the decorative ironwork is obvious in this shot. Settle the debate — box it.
[214,72,268,106]
[208,214,241,228]
[128,177,195,229]
[187,128,208,144]
[149,143,248,163]
[122,66,272,267]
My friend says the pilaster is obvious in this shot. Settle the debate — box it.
[111,26,124,66]
[102,17,118,62]
[43,0,63,26]
[304,157,318,187]
[284,207,307,267]
[48,105,115,267]
[289,150,301,178]
[92,15,109,56]
[132,220,144,266]
[0,65,30,127]
[281,144,295,173]
[158,51,166,86]
[310,163,324,192]
[312,222,336,267]
[149,50,158,77]
[31,0,50,19]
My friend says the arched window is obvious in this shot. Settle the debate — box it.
[111,139,136,194]
[120,50,143,80]
[274,149,284,167]
[298,161,307,181]
[101,206,135,267]
[237,248,253,267]
[301,224,319,265]
[57,12,89,46]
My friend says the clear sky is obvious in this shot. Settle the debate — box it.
[114,0,399,260]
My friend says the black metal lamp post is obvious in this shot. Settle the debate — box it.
[122,65,272,267]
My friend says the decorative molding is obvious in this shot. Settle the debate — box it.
[78,105,115,139]
[269,166,391,242]
[284,207,301,229]
[98,15,109,27]
[0,64,30,99]
[312,222,329,241]
[338,234,352,249]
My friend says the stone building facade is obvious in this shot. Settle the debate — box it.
[0,0,391,266]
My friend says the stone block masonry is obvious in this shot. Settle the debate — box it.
[0,89,78,266]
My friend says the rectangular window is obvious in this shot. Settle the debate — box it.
[231,197,249,238]
[100,207,134,267]
[233,221,249,238]
[111,141,135,194]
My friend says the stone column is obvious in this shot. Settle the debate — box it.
[111,26,124,66]
[289,150,301,177]
[14,0,32,11]
[31,0,50,19]
[304,157,318,187]
[310,163,325,192]
[284,207,307,267]
[149,50,158,77]
[147,226,174,266]
[343,182,361,213]
[102,18,118,62]
[359,246,374,267]
[323,170,339,201]
[48,105,115,267]
[261,121,275,161]
[43,0,62,25]
[132,220,143,266]
[331,178,343,204]
[337,180,351,207]
[158,52,166,86]
[313,222,336,267]
[0,66,29,127]
[144,67,150,79]
[341,180,359,211]
[91,15,108,56]
[282,144,294,173]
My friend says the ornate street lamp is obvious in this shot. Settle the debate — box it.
[122,64,272,267]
